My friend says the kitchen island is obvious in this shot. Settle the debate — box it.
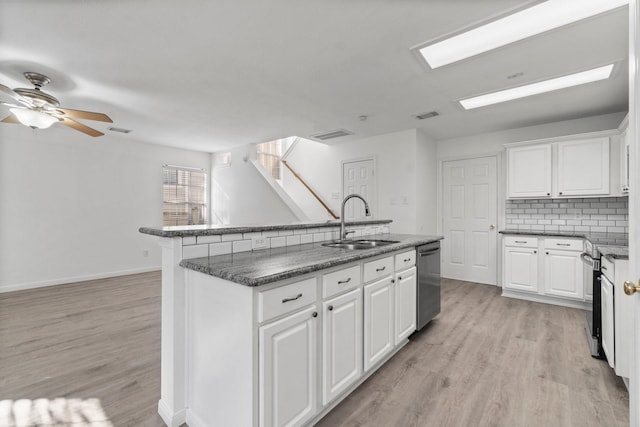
[139,221,441,427]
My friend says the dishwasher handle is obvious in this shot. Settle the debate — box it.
[419,248,440,257]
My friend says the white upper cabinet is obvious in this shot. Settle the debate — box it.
[556,137,609,196]
[506,133,615,199]
[507,144,552,198]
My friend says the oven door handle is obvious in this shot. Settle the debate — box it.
[580,253,594,265]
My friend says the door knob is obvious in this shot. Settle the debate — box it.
[489,224,495,230]
[624,280,640,296]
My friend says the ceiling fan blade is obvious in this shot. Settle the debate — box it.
[1,114,20,124]
[58,108,113,123]
[60,117,104,137]
[0,83,23,102]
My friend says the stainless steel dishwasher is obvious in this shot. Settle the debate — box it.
[416,241,441,330]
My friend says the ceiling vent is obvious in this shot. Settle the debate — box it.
[309,129,353,141]
[108,126,132,134]
[415,111,439,120]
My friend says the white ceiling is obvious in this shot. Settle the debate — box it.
[0,0,629,152]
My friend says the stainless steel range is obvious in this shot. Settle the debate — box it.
[582,239,603,358]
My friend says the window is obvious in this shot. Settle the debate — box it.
[163,165,207,226]
[256,140,282,180]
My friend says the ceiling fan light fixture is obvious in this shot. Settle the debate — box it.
[10,108,59,129]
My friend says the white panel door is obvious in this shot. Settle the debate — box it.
[342,159,375,221]
[442,156,498,285]
[394,267,417,345]
[259,306,317,427]
[322,288,362,405]
[601,275,615,369]
[363,277,394,371]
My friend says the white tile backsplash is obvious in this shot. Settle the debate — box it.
[505,197,628,233]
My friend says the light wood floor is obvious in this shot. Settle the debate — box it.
[0,273,629,426]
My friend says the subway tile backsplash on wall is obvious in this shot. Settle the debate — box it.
[505,197,628,234]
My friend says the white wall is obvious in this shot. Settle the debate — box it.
[285,129,438,234]
[437,112,627,159]
[0,125,211,292]
[416,129,438,235]
[211,144,299,225]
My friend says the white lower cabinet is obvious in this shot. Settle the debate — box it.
[502,235,585,308]
[187,248,418,427]
[503,246,539,293]
[543,249,583,299]
[394,267,417,345]
[363,275,394,372]
[259,306,318,427]
[601,257,632,378]
[322,288,362,405]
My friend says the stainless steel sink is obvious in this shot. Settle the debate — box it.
[322,239,400,250]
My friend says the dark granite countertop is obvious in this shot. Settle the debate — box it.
[500,229,628,247]
[180,233,442,286]
[599,246,629,261]
[139,219,392,237]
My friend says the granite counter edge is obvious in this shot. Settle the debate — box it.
[180,236,442,287]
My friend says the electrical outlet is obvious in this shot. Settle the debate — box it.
[252,236,268,250]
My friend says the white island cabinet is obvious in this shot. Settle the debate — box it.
[185,249,417,427]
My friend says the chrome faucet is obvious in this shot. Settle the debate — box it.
[340,194,371,240]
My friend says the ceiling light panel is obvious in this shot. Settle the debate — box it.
[417,0,628,69]
[459,64,615,110]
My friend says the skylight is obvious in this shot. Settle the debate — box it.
[459,64,615,110]
[417,0,629,69]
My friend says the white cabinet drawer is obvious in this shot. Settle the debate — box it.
[322,265,361,298]
[394,250,415,271]
[363,256,394,283]
[504,236,538,248]
[544,238,582,252]
[601,257,614,283]
[258,278,317,323]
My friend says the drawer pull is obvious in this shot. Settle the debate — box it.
[556,243,571,246]
[282,293,303,303]
[338,278,352,284]
[376,266,386,272]
[514,240,527,243]
[403,258,411,262]
[602,266,608,271]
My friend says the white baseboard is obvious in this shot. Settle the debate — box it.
[501,289,590,310]
[158,399,187,427]
[0,266,161,293]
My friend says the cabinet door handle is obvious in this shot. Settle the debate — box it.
[559,192,563,195]
[328,305,333,311]
[602,266,608,271]
[398,276,402,281]
[403,258,411,262]
[338,278,351,284]
[547,193,550,196]
[556,243,571,247]
[546,252,549,255]
[376,266,386,272]
[282,293,303,303]
[312,311,318,318]
[533,250,537,254]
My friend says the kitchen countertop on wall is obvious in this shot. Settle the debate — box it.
[140,219,392,237]
[500,229,628,246]
[599,246,629,261]
[180,233,442,286]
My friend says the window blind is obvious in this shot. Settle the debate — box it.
[162,166,207,226]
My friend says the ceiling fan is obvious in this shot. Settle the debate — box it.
[0,72,113,137]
